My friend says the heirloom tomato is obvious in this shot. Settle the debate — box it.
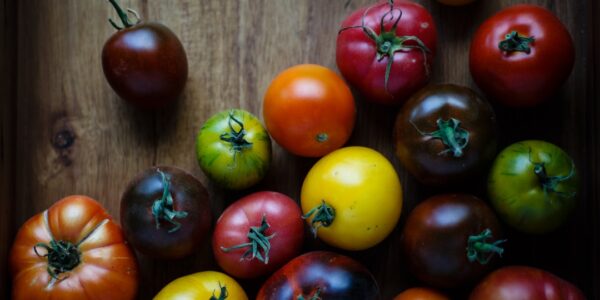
[121,166,212,259]
[394,84,497,186]
[394,287,449,300]
[263,64,355,157]
[257,251,379,300]
[488,140,578,234]
[196,109,272,189]
[470,5,575,107]
[402,194,505,288]
[336,0,437,105]
[212,191,304,279]
[470,266,585,300]
[154,271,248,300]
[10,195,138,300]
[301,146,402,250]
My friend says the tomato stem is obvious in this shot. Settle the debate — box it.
[302,200,335,238]
[499,31,535,54]
[297,288,322,300]
[220,111,253,152]
[209,283,228,300]
[33,240,81,280]
[107,0,140,30]
[466,229,506,264]
[151,169,189,233]
[220,215,276,264]
[533,161,577,199]
[411,118,469,157]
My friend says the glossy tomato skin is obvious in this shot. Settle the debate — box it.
[394,84,497,186]
[154,271,248,300]
[120,166,212,259]
[488,140,578,234]
[470,5,575,107]
[10,195,138,300]
[337,0,437,105]
[402,194,504,288]
[394,287,449,300]
[301,146,403,250]
[469,266,585,300]
[213,191,304,279]
[196,109,272,190]
[263,64,355,157]
[102,22,188,109]
[257,251,379,300]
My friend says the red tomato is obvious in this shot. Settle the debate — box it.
[10,195,139,300]
[337,0,437,105]
[394,287,449,300]
[212,191,304,278]
[470,266,585,300]
[469,5,575,107]
[263,64,356,157]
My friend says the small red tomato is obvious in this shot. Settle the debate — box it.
[337,0,437,105]
[102,0,188,109]
[470,5,575,107]
[213,191,304,279]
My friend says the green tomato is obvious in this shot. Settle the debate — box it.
[488,140,578,234]
[196,109,271,190]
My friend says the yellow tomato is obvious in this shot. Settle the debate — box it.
[437,0,477,5]
[301,146,403,250]
[154,271,248,300]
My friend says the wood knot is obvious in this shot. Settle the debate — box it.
[52,130,75,149]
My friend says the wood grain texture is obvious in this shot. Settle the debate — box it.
[2,0,598,299]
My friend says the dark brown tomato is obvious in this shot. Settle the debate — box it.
[394,84,497,187]
[102,0,188,109]
[120,166,212,259]
[257,251,379,300]
[401,194,505,289]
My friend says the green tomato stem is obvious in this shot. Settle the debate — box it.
[297,288,322,300]
[302,200,335,238]
[466,228,506,264]
[499,31,535,54]
[220,111,253,152]
[220,215,275,264]
[209,284,228,300]
[151,169,188,233]
[33,240,81,280]
[411,118,469,157]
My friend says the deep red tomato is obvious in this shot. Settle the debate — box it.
[470,5,575,107]
[470,266,585,300]
[10,195,139,300]
[337,0,437,105]
[257,251,379,300]
[102,0,188,109]
[402,194,505,288]
[213,191,304,279]
[120,166,212,259]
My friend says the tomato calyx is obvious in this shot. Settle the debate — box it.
[220,111,253,153]
[498,31,535,54]
[533,161,577,199]
[411,118,469,157]
[152,169,189,233]
[107,0,141,30]
[209,283,229,300]
[33,240,81,280]
[297,288,322,300]
[302,200,335,237]
[466,229,506,264]
[220,215,276,264]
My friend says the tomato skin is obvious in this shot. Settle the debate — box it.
[402,194,504,288]
[301,146,403,251]
[257,251,379,300]
[154,271,248,300]
[394,84,497,186]
[394,287,449,300]
[469,5,575,107]
[263,64,355,157]
[196,109,272,189]
[488,140,578,234]
[212,191,304,279]
[336,0,437,105]
[120,166,212,259]
[469,266,585,300]
[10,195,139,300]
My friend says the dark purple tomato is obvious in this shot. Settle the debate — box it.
[402,194,505,288]
[120,166,212,259]
[102,0,188,109]
[257,251,379,300]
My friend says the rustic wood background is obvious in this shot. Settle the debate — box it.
[1,0,598,299]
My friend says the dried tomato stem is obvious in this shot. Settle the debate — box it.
[466,228,506,264]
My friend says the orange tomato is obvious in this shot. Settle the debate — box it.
[394,287,449,300]
[263,64,355,157]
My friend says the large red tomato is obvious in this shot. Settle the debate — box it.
[10,195,139,300]
[469,5,575,107]
[212,191,304,279]
[336,0,437,105]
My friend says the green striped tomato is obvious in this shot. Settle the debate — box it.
[196,109,271,190]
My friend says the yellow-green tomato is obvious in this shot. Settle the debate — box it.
[437,0,477,6]
[196,109,271,190]
[154,271,248,300]
[301,146,403,250]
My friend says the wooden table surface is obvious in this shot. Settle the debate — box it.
[1,0,599,299]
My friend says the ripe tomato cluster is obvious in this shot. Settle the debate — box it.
[9,0,584,299]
